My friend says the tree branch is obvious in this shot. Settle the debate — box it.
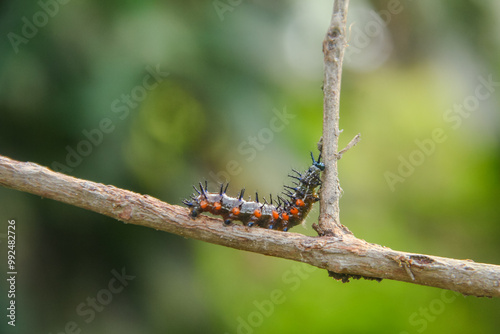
[1,155,499,298]
[319,0,351,236]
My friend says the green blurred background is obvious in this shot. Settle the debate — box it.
[1,0,499,333]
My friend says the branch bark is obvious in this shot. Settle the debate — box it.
[0,155,499,298]
[319,0,352,236]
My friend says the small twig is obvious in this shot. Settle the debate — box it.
[336,133,361,160]
[318,0,351,236]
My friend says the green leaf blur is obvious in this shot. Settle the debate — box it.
[0,1,499,333]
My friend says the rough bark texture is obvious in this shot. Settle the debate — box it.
[1,155,499,298]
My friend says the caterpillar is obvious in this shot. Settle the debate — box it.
[183,152,325,232]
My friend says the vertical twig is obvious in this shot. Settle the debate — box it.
[318,0,351,236]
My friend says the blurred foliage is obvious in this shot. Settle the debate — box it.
[0,0,499,333]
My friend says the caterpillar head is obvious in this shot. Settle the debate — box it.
[310,152,325,171]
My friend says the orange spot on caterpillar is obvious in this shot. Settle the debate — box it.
[200,200,208,209]
[272,210,279,220]
[254,209,262,218]
[290,207,299,215]
[214,202,222,210]
[232,207,240,215]
[296,199,305,207]
[282,212,289,221]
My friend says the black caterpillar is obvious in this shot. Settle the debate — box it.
[183,152,324,232]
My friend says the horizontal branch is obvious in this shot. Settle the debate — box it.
[0,155,499,298]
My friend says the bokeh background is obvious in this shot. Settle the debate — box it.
[1,0,500,333]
